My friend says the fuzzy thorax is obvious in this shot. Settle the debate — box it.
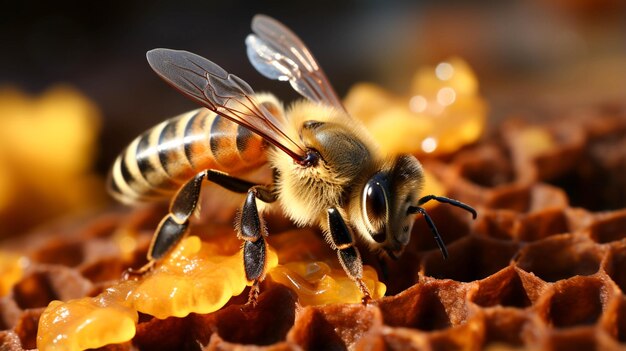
[270,101,380,228]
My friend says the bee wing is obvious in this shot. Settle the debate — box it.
[246,14,346,112]
[147,48,307,162]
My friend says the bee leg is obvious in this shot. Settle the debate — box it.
[327,207,372,302]
[237,187,276,306]
[124,211,191,279]
[124,171,206,279]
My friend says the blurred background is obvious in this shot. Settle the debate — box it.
[0,0,625,236]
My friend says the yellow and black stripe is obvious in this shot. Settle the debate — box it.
[108,108,268,204]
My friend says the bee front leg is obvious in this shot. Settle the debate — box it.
[237,186,277,306]
[327,207,372,303]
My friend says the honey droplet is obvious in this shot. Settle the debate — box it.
[269,261,386,305]
[37,281,138,351]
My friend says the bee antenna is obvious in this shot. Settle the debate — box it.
[407,206,448,259]
[417,195,477,219]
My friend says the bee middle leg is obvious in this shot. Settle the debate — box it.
[237,186,277,306]
[327,207,372,303]
[204,171,277,305]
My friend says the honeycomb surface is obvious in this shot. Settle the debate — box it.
[1,110,626,350]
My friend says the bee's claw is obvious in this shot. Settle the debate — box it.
[122,260,155,280]
[245,280,261,309]
[356,279,373,305]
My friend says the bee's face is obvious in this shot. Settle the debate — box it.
[355,155,424,258]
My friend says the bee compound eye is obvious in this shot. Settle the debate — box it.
[371,232,387,243]
[362,176,389,238]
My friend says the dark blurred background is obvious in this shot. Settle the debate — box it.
[1,0,625,174]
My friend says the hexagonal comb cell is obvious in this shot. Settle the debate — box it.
[207,284,296,346]
[540,276,609,328]
[469,266,532,308]
[516,234,604,282]
[133,316,187,351]
[378,279,469,331]
[439,158,569,213]
[288,303,380,350]
[474,207,574,242]
[543,327,602,351]
[587,209,626,244]
[353,327,426,351]
[481,308,537,347]
[455,145,515,188]
[12,308,42,349]
[426,315,486,351]
[502,119,585,183]
[516,208,571,242]
[472,210,519,240]
[79,257,127,283]
[421,235,520,283]
[12,267,91,310]
[30,239,85,267]
[606,244,626,295]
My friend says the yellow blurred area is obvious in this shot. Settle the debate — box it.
[0,85,105,237]
[514,126,556,158]
[345,57,487,156]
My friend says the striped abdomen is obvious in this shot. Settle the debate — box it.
[108,108,268,204]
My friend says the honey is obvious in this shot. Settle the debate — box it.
[344,57,487,156]
[37,235,276,350]
[269,262,385,306]
[37,229,386,350]
[37,282,138,351]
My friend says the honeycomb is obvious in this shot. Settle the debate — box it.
[0,105,624,350]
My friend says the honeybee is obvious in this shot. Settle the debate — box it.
[108,14,476,304]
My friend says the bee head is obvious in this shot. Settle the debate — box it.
[353,155,424,259]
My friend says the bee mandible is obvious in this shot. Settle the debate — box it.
[108,14,477,304]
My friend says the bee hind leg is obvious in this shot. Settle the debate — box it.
[123,171,206,279]
[237,186,277,307]
[326,207,372,303]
